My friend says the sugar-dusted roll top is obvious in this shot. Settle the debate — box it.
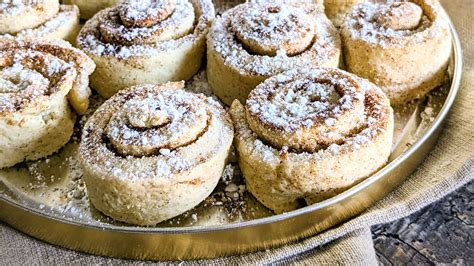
[0,0,59,34]
[209,1,340,77]
[98,0,195,46]
[80,82,234,180]
[0,0,80,41]
[230,3,315,56]
[230,68,394,213]
[80,82,234,225]
[245,68,391,153]
[77,0,214,99]
[207,0,340,105]
[0,39,95,115]
[105,82,211,157]
[341,0,452,104]
[78,0,214,57]
[343,0,449,47]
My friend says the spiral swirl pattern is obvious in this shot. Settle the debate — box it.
[230,68,394,213]
[207,1,340,105]
[341,0,452,104]
[0,38,95,168]
[79,82,234,226]
[0,0,80,42]
[78,0,215,98]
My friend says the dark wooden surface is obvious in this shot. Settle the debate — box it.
[372,181,473,265]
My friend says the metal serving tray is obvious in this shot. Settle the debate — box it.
[0,3,463,261]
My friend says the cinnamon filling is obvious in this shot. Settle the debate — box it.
[0,50,74,114]
[105,84,210,157]
[98,0,195,45]
[245,69,371,152]
[374,2,423,31]
[230,3,316,56]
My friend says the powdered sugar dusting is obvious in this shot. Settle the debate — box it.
[78,0,215,59]
[239,68,392,155]
[0,49,74,113]
[342,1,437,47]
[80,82,233,182]
[209,1,340,76]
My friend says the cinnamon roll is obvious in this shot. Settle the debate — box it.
[63,0,119,19]
[340,0,452,104]
[230,68,394,213]
[207,1,341,105]
[0,0,80,43]
[79,82,234,226]
[324,0,365,27]
[77,0,215,99]
[0,38,95,169]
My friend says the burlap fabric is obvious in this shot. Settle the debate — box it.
[0,0,472,264]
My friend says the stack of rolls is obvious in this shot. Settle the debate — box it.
[0,38,95,168]
[207,1,341,105]
[0,0,454,224]
[77,0,215,98]
[79,82,234,226]
[0,0,80,42]
[340,0,452,104]
[230,68,394,213]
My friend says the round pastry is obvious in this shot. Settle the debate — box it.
[207,1,341,105]
[340,0,452,104]
[324,0,365,27]
[230,68,394,213]
[0,0,80,43]
[77,0,215,99]
[79,82,234,226]
[0,38,95,169]
[63,0,119,19]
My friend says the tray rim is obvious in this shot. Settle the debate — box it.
[0,7,464,243]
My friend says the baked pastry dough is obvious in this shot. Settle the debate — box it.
[63,0,119,19]
[79,82,234,226]
[0,0,80,43]
[341,0,452,104]
[0,38,95,168]
[324,0,365,27]
[77,0,215,98]
[207,1,340,105]
[230,68,394,213]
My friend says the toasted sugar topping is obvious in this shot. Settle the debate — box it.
[210,1,339,76]
[343,1,440,47]
[78,0,215,59]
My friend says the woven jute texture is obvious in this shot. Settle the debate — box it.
[1,0,472,264]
